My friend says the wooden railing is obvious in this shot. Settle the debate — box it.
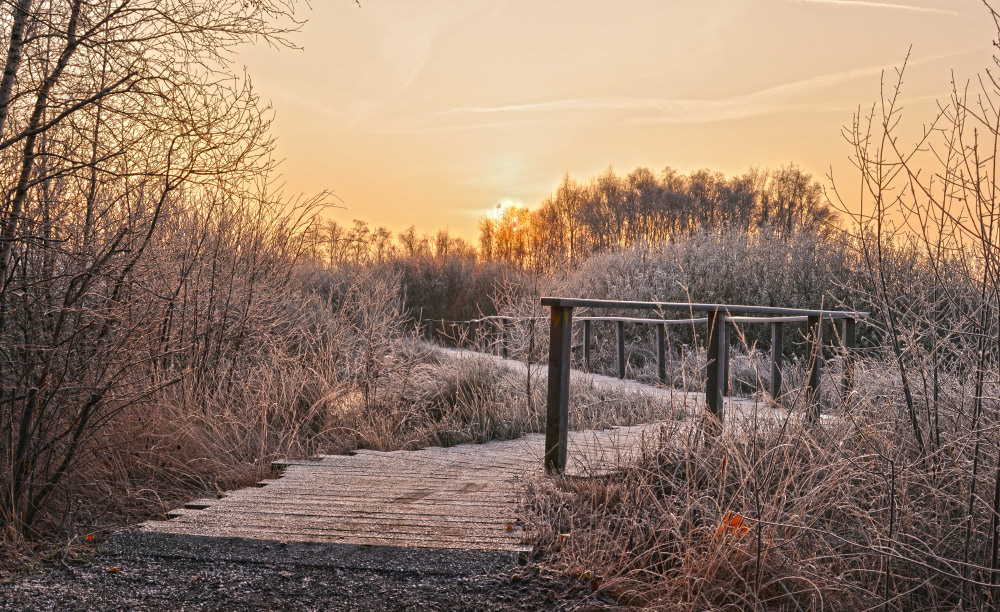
[421,315,527,359]
[419,299,867,474]
[540,298,867,474]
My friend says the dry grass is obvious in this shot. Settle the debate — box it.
[520,353,1000,611]
[16,273,680,551]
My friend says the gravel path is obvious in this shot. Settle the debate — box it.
[2,552,614,611]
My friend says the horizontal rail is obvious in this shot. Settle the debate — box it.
[578,315,852,325]
[575,316,707,325]
[541,297,867,319]
[425,314,856,331]
[423,316,540,325]
[728,315,834,324]
[425,314,853,326]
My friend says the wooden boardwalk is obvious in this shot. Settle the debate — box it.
[123,349,776,565]
[136,423,665,555]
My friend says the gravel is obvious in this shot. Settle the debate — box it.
[1,535,619,611]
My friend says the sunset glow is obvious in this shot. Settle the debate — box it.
[236,0,992,238]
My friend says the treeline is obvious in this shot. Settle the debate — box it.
[298,163,838,323]
[478,164,837,272]
[302,220,477,266]
[301,221,522,324]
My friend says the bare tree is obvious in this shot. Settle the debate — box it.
[829,9,1000,604]
[0,0,310,536]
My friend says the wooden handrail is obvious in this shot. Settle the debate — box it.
[541,298,864,474]
[541,296,867,319]
[418,301,865,475]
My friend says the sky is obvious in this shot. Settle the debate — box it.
[236,0,996,240]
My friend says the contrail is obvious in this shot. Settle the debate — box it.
[441,46,982,122]
[788,0,960,15]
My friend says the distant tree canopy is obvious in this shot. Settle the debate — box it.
[301,220,519,324]
[478,164,837,272]
[303,220,478,267]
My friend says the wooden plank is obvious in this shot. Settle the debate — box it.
[541,297,867,319]
[502,317,510,358]
[771,321,783,399]
[723,323,731,397]
[841,317,856,398]
[705,309,725,425]
[468,320,478,348]
[575,316,707,325]
[616,320,626,379]
[142,375,679,557]
[656,323,666,384]
[544,305,573,474]
[183,499,217,510]
[806,315,823,422]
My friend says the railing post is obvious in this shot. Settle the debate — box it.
[616,320,625,379]
[770,321,783,399]
[583,319,592,373]
[502,317,510,359]
[527,318,535,413]
[665,324,673,386]
[723,323,731,397]
[841,317,856,398]
[805,315,823,422]
[656,323,666,384]
[705,309,725,424]
[468,319,478,348]
[545,304,573,474]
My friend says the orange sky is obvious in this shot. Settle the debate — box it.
[236,0,995,240]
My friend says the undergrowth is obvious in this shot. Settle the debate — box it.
[521,357,1000,610]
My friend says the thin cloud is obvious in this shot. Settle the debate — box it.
[439,45,983,127]
[446,98,693,114]
[788,0,960,15]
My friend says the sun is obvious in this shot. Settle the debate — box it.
[490,200,520,220]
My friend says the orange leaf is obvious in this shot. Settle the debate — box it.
[85,534,94,541]
[107,567,120,574]
[717,512,751,538]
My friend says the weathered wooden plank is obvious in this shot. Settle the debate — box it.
[544,305,573,474]
[771,321,783,399]
[705,309,725,425]
[841,317,856,397]
[805,315,823,422]
[541,297,868,319]
[656,323,666,384]
[145,416,667,554]
[616,320,626,379]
